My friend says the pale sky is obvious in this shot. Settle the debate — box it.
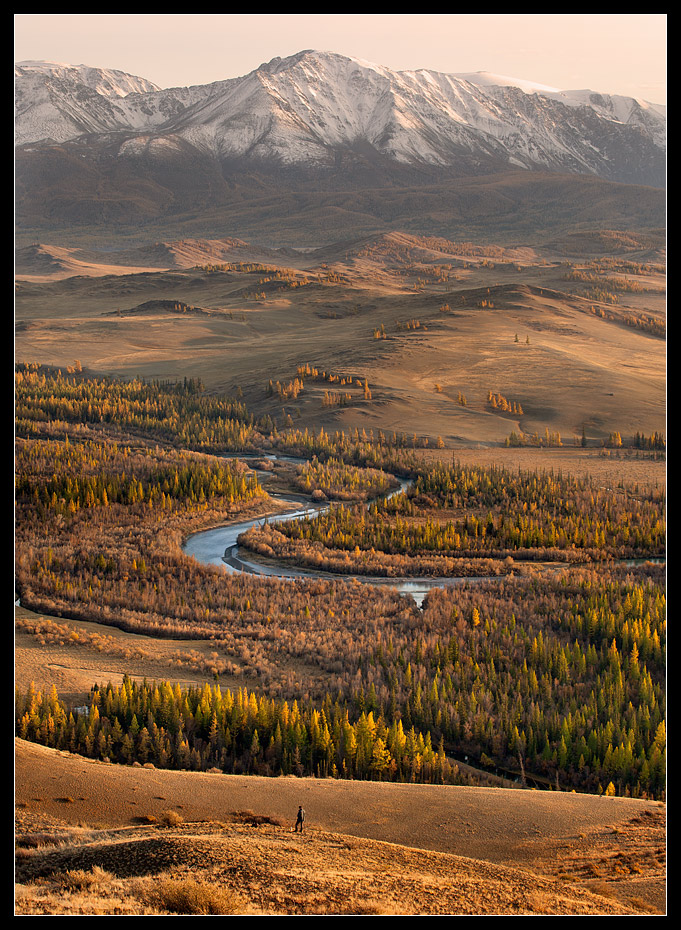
[14,13,667,105]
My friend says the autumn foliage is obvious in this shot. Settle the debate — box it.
[14,365,666,798]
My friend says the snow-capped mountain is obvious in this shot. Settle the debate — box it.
[15,52,665,187]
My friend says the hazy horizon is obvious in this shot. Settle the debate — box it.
[14,13,667,106]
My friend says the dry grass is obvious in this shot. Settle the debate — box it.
[14,235,665,448]
[61,865,114,892]
[15,739,666,916]
[141,877,244,915]
[15,812,660,917]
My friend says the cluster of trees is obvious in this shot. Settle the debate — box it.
[293,457,397,502]
[322,391,354,408]
[585,258,664,277]
[263,459,665,568]
[16,677,483,786]
[15,364,265,454]
[633,432,666,451]
[274,425,434,461]
[16,438,265,519]
[193,261,274,274]
[295,364,367,390]
[193,262,348,287]
[270,426,417,468]
[267,366,373,406]
[488,391,523,416]
[564,268,654,294]
[234,268,349,302]
[266,377,305,400]
[350,235,506,266]
[252,268,312,288]
[587,304,665,338]
[596,431,665,453]
[504,429,563,448]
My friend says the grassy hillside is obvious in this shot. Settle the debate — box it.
[15,739,665,915]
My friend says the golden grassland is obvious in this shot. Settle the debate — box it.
[15,231,665,449]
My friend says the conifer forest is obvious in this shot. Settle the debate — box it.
[15,364,666,799]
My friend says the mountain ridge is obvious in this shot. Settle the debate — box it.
[14,52,667,248]
[15,51,665,186]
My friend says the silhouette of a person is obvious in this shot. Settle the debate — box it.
[295,805,305,832]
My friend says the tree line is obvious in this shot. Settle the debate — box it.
[16,676,482,786]
[15,363,264,454]
[16,438,264,518]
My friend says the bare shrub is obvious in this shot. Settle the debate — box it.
[159,810,184,827]
[61,865,114,892]
[146,878,243,915]
[229,809,284,827]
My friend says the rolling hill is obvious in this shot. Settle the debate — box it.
[15,229,665,445]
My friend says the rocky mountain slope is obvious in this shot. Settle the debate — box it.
[16,52,665,185]
[14,53,666,248]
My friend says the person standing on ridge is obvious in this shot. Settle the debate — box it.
[295,806,305,833]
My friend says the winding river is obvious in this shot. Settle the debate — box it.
[181,454,663,607]
[181,455,466,606]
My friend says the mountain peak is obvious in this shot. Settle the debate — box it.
[14,51,665,187]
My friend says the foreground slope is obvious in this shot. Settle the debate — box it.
[15,739,665,915]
